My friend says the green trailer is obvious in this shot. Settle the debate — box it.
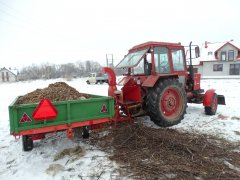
[9,94,114,151]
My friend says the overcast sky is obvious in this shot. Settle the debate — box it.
[0,0,239,69]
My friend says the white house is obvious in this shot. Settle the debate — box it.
[193,41,240,78]
[0,67,18,82]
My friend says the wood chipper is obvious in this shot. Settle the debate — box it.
[103,41,225,127]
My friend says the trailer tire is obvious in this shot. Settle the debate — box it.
[82,126,90,139]
[146,79,187,127]
[73,127,83,139]
[22,135,33,151]
[205,93,218,115]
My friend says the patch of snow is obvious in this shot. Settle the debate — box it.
[0,78,240,179]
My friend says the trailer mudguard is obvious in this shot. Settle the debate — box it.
[203,89,215,107]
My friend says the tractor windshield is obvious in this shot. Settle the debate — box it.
[116,48,148,68]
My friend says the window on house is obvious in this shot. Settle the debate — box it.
[213,64,223,71]
[6,72,9,81]
[229,64,240,75]
[1,72,5,82]
[220,51,226,61]
[193,68,198,73]
[228,50,234,61]
[208,51,213,55]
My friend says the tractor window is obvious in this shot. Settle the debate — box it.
[132,53,151,75]
[171,49,185,71]
[116,48,148,68]
[154,47,170,73]
[133,59,145,74]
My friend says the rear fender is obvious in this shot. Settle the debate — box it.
[142,75,159,87]
[142,75,178,87]
[203,89,215,107]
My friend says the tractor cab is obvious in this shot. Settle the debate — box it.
[116,41,187,78]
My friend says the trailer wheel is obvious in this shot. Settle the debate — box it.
[205,93,218,115]
[73,127,82,138]
[82,126,90,139]
[146,79,187,127]
[22,135,33,151]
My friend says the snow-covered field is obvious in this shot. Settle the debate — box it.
[0,78,240,180]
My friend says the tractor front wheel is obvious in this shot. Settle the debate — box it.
[205,93,218,115]
[146,79,187,127]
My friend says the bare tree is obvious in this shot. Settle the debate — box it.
[76,61,85,77]
[18,60,104,81]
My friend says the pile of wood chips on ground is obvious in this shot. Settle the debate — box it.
[16,82,89,104]
[90,122,240,179]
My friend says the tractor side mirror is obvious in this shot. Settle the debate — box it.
[195,47,200,58]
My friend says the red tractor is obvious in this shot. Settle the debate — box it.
[103,41,225,127]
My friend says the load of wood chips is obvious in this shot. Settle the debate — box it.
[16,82,89,104]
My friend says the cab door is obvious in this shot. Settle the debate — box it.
[153,47,171,74]
[170,48,186,86]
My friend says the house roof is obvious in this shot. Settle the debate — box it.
[192,41,240,65]
[214,42,240,53]
[0,67,18,76]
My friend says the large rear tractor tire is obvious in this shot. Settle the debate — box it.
[146,79,187,127]
[22,135,33,151]
[205,93,218,115]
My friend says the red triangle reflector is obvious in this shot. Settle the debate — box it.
[20,113,32,123]
[32,99,58,121]
[100,104,108,113]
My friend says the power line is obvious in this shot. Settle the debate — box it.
[0,1,48,33]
